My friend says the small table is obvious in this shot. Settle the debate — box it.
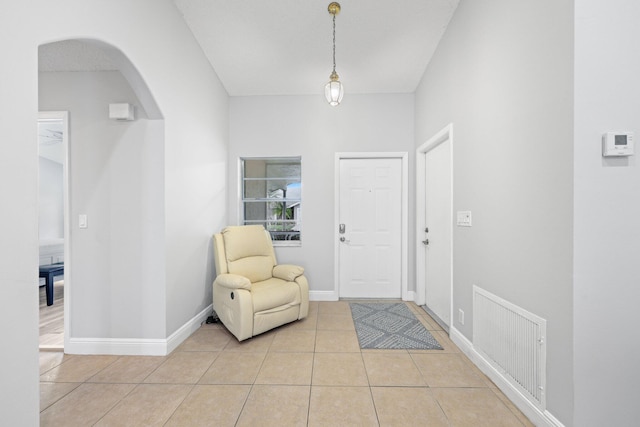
[39,263,64,306]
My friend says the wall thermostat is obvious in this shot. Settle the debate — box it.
[602,132,634,157]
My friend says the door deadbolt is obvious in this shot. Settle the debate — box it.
[339,223,346,234]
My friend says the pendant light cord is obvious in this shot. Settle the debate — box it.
[332,13,337,74]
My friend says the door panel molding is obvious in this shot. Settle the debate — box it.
[334,152,408,300]
[416,124,453,317]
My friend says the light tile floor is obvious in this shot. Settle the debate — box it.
[39,301,534,426]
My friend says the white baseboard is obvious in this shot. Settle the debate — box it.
[65,337,168,356]
[309,290,338,301]
[310,290,412,302]
[65,304,212,356]
[449,327,565,427]
[166,304,212,354]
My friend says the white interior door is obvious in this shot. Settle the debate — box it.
[423,139,452,327]
[339,158,402,298]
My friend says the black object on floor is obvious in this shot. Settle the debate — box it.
[206,311,220,324]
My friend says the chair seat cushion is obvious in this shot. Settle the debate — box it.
[251,278,301,313]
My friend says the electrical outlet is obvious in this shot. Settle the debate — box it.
[458,309,465,325]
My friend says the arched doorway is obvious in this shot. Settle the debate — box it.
[38,39,163,353]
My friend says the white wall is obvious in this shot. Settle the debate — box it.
[574,1,640,425]
[415,0,574,424]
[39,70,166,339]
[0,37,40,427]
[160,30,229,339]
[0,0,228,423]
[229,95,414,296]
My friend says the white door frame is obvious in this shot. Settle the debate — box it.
[334,152,409,300]
[416,124,453,312]
[38,111,70,349]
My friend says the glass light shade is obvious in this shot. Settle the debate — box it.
[325,80,344,106]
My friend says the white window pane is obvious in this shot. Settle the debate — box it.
[241,157,302,245]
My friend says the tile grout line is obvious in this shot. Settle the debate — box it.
[308,304,320,425]
[161,383,197,426]
[39,300,532,426]
[232,335,270,427]
[164,341,224,425]
[88,354,139,426]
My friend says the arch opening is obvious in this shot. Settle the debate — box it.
[38,38,166,352]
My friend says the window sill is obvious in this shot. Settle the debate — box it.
[272,241,302,248]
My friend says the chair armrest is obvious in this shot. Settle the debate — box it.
[214,273,252,290]
[272,264,305,281]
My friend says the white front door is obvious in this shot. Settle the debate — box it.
[338,158,402,298]
[423,139,452,327]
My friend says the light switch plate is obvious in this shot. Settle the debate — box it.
[79,214,88,229]
[457,211,472,227]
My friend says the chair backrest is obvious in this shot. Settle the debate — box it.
[215,225,277,283]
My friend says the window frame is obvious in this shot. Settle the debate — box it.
[240,156,302,247]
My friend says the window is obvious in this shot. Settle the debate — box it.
[241,157,302,245]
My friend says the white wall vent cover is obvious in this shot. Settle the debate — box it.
[473,285,547,410]
[109,103,135,121]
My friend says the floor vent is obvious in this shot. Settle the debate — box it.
[473,285,546,410]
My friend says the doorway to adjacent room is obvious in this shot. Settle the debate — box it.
[38,111,69,350]
[416,124,453,331]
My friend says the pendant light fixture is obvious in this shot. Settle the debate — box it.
[325,2,344,106]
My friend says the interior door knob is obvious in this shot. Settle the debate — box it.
[422,239,429,245]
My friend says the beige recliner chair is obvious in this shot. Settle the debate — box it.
[212,225,309,341]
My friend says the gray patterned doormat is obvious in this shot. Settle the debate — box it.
[349,303,444,350]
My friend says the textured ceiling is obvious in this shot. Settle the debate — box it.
[38,1,460,97]
[39,40,118,72]
[174,0,460,96]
